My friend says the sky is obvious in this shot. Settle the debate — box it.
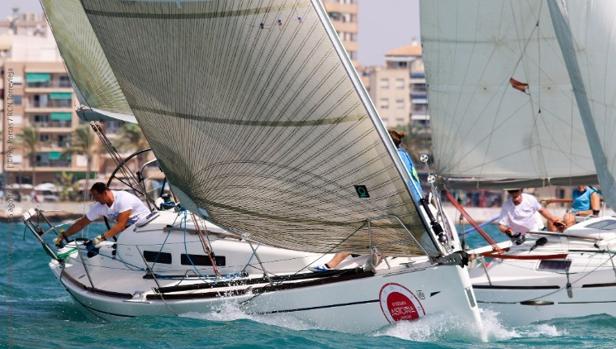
[0,0,421,67]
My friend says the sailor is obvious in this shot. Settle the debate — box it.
[54,182,150,247]
[543,185,601,229]
[387,129,423,202]
[498,189,564,244]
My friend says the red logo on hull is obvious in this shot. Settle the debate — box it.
[379,283,425,323]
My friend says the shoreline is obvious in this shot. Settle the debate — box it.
[2,201,607,223]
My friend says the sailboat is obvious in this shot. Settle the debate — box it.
[25,0,483,333]
[421,0,616,325]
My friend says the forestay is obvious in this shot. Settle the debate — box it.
[80,0,440,257]
[547,0,616,210]
[40,0,136,123]
[420,0,595,188]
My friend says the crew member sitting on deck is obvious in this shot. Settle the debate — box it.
[543,185,601,230]
[54,182,150,247]
[498,189,564,244]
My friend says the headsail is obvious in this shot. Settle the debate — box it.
[40,0,136,123]
[420,0,595,188]
[547,0,616,209]
[79,0,440,256]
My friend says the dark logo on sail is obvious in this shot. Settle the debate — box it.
[354,185,370,198]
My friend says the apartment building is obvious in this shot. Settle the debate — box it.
[366,43,427,129]
[323,0,359,64]
[0,15,107,187]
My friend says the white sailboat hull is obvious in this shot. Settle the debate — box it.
[52,259,480,333]
[470,217,616,325]
[473,285,616,325]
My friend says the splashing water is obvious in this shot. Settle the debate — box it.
[372,309,566,346]
[180,300,315,332]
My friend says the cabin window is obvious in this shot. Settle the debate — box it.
[143,251,172,264]
[586,219,616,230]
[537,260,571,272]
[181,254,226,266]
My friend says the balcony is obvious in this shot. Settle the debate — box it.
[39,142,72,151]
[31,120,73,129]
[24,73,72,91]
[33,161,72,168]
[35,151,71,168]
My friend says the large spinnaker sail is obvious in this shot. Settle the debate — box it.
[80,0,440,257]
[547,0,616,209]
[40,0,136,123]
[420,0,595,188]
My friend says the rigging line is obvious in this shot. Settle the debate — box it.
[528,2,549,179]
[190,212,221,277]
[478,3,543,180]
[135,245,178,316]
[289,220,369,278]
[536,1,543,115]
[180,211,210,284]
[443,1,498,156]
[509,2,542,78]
[446,97,532,173]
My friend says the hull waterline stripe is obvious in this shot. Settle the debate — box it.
[255,299,379,315]
[477,300,519,305]
[473,284,560,290]
[149,269,375,300]
[558,300,616,304]
[61,269,133,299]
[582,282,616,288]
[64,287,135,318]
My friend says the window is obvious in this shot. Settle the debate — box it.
[143,251,172,264]
[537,260,571,272]
[58,75,71,87]
[181,254,226,266]
[12,95,22,105]
[587,219,616,230]
[396,99,405,110]
[379,78,389,89]
[380,98,389,110]
[396,78,406,89]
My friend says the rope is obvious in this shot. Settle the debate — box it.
[444,190,501,251]
[190,212,221,277]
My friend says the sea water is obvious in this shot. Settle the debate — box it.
[2,221,615,349]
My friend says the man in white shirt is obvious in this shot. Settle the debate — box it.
[54,182,150,246]
[498,189,564,244]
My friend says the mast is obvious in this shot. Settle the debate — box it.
[310,0,445,255]
[547,0,616,208]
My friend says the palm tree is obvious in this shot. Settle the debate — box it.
[18,126,39,196]
[116,123,149,151]
[63,125,96,200]
[115,123,150,167]
[57,171,74,201]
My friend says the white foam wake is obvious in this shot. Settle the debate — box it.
[180,300,315,331]
[373,309,566,343]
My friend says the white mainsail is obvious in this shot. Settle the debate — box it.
[547,0,616,209]
[421,0,595,188]
[40,0,136,123]
[78,0,442,257]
